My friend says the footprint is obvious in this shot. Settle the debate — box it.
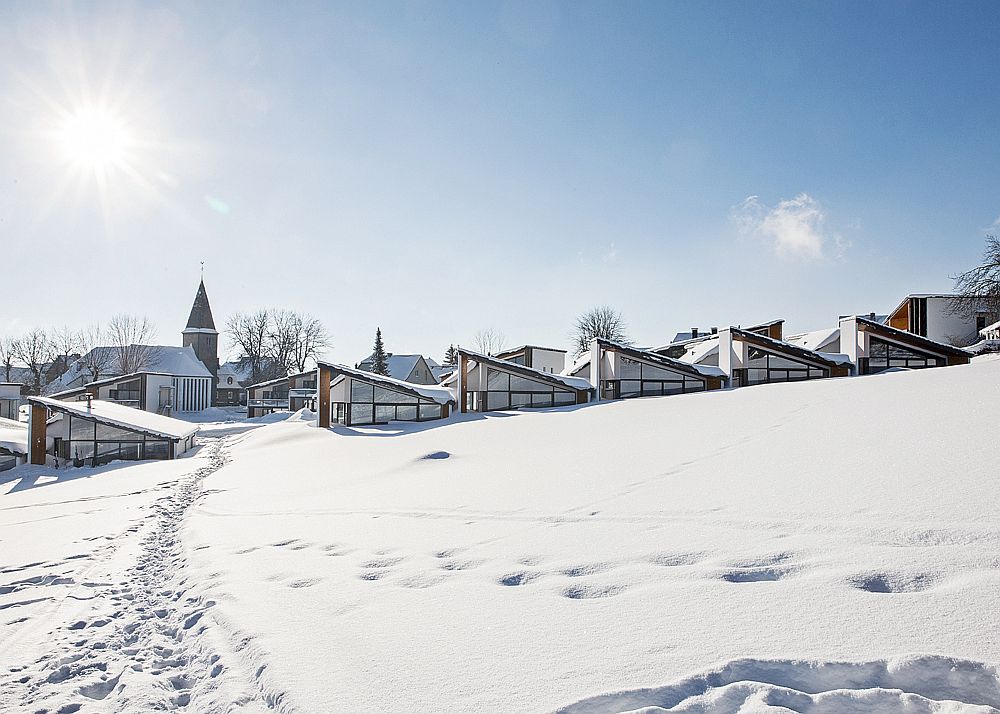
[361,556,404,569]
[561,563,614,577]
[649,552,706,567]
[562,583,626,599]
[359,571,387,581]
[498,571,541,587]
[420,451,450,460]
[720,567,794,583]
[438,559,482,571]
[726,552,795,568]
[288,578,321,588]
[849,572,935,593]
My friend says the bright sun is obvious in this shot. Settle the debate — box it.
[58,106,133,171]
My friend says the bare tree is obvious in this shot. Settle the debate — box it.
[572,305,630,356]
[78,324,114,382]
[0,337,19,383]
[472,328,506,356]
[226,310,272,383]
[13,329,54,394]
[267,309,298,376]
[287,313,330,373]
[50,325,83,379]
[107,314,158,374]
[952,235,1000,319]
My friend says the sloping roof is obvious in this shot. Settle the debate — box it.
[495,345,568,359]
[357,353,427,382]
[49,371,176,400]
[29,396,199,440]
[454,348,594,392]
[728,327,852,367]
[319,362,455,405]
[245,370,315,391]
[0,417,30,455]
[44,346,213,394]
[786,327,841,353]
[851,316,972,359]
[184,280,217,331]
[679,336,720,365]
[593,339,727,379]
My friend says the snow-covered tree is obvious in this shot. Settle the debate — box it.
[371,328,389,376]
[444,344,458,367]
[572,306,630,357]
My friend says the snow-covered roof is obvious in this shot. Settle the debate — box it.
[0,416,29,455]
[786,327,841,353]
[454,348,594,392]
[46,345,213,394]
[245,369,315,391]
[495,345,568,358]
[728,327,853,367]
[28,397,200,441]
[357,354,430,382]
[593,339,727,379]
[980,319,1000,336]
[850,315,972,359]
[48,371,178,400]
[319,362,456,405]
[678,336,720,365]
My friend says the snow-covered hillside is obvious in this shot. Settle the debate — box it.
[3,358,1000,712]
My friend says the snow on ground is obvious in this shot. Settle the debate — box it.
[2,359,1000,712]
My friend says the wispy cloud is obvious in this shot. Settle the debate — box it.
[732,193,848,261]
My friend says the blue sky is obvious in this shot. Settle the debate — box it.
[2,0,998,362]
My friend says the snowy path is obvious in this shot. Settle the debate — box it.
[0,436,271,714]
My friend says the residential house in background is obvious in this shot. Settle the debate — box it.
[356,353,438,385]
[839,315,972,375]
[718,327,851,387]
[0,383,21,420]
[316,362,454,427]
[452,348,592,412]
[49,372,188,415]
[886,294,998,347]
[493,345,567,374]
[245,370,317,418]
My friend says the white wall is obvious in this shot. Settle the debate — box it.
[926,297,986,346]
[530,349,566,374]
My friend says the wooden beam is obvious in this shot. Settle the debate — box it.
[317,365,332,428]
[29,404,47,465]
[459,354,469,413]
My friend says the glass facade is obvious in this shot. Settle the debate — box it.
[469,366,579,411]
[334,379,445,426]
[56,414,177,465]
[862,337,943,374]
[736,347,828,386]
[602,356,707,399]
[108,378,141,406]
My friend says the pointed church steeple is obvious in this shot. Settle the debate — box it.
[185,280,217,331]
[182,279,220,405]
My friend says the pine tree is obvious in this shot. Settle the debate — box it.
[372,328,389,376]
[444,344,458,367]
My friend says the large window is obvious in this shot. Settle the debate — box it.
[472,367,578,411]
[108,378,141,406]
[57,414,175,464]
[335,379,444,425]
[741,348,827,386]
[603,356,706,399]
[864,337,942,374]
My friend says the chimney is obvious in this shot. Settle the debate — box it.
[869,312,876,320]
[691,328,698,339]
[711,327,718,335]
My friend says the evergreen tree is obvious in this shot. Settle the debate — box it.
[444,344,458,367]
[372,328,389,376]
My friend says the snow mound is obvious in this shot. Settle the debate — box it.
[556,656,1000,713]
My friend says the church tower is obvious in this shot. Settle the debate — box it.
[182,280,220,405]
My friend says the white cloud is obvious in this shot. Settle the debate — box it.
[733,193,847,262]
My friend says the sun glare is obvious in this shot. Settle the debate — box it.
[58,106,133,171]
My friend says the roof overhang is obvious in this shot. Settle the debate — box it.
[455,348,593,392]
[594,339,727,380]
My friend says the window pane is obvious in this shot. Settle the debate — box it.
[619,357,641,379]
[619,380,641,398]
[396,405,418,421]
[144,441,170,459]
[685,380,705,392]
[374,386,416,403]
[553,391,576,405]
[531,393,555,408]
[747,369,768,384]
[487,392,509,410]
[641,364,682,380]
[661,382,685,395]
[96,423,140,441]
[351,382,374,402]
[509,375,550,392]
[486,369,510,390]
[510,393,532,408]
[71,416,96,441]
[419,404,442,420]
[375,405,396,423]
[350,404,373,424]
[69,441,95,460]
